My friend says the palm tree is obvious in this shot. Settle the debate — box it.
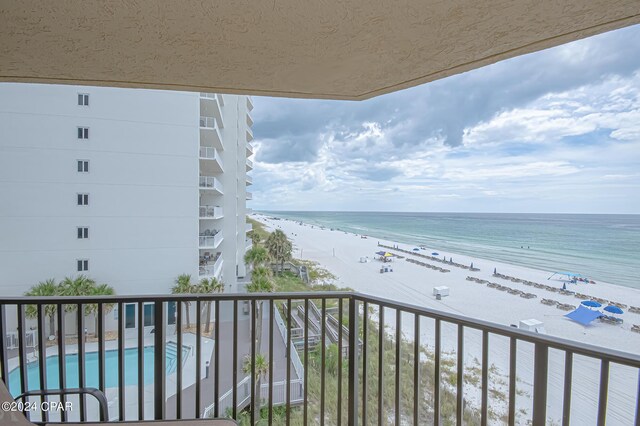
[172,274,195,328]
[249,231,261,247]
[264,229,292,273]
[59,275,96,312]
[196,277,224,333]
[24,279,60,337]
[243,353,269,421]
[85,283,116,337]
[244,246,269,270]
[246,272,274,360]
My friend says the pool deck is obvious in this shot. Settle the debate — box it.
[5,305,300,421]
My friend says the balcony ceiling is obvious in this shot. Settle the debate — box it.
[1,1,639,100]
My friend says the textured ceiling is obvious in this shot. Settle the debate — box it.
[1,1,639,100]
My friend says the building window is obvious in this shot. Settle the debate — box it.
[77,160,89,173]
[77,193,89,206]
[77,127,89,139]
[144,304,155,327]
[78,93,89,106]
[77,227,89,239]
[125,304,136,329]
[77,259,89,272]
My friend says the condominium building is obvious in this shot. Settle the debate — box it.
[0,84,254,297]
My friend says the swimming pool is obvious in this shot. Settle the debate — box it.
[8,343,188,397]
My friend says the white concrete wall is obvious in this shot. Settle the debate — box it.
[0,84,200,296]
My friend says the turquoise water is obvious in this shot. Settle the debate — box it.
[8,344,187,397]
[262,211,640,289]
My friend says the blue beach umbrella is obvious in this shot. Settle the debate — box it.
[604,305,624,315]
[581,300,602,308]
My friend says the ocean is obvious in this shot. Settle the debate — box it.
[260,211,640,290]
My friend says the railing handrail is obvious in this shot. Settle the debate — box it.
[4,291,639,366]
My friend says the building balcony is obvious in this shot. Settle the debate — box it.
[199,252,223,279]
[199,94,224,129]
[246,223,253,233]
[199,116,223,151]
[199,147,223,173]
[246,143,254,156]
[245,238,252,252]
[246,127,253,142]
[247,96,253,111]
[199,176,223,194]
[246,174,253,185]
[1,292,637,425]
[246,158,253,171]
[246,191,252,200]
[246,113,253,127]
[198,230,223,248]
[199,205,223,219]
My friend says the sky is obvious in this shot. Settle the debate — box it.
[250,25,640,214]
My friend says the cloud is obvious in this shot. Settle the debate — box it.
[248,25,640,213]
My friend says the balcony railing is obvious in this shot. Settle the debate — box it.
[1,292,638,425]
[198,231,222,248]
[246,158,253,171]
[246,223,253,233]
[199,253,223,278]
[199,205,223,219]
[200,93,216,100]
[199,116,216,129]
[246,191,252,200]
[199,147,223,172]
[198,176,223,194]
[246,174,253,185]
[246,127,253,142]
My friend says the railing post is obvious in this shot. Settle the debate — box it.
[532,343,548,426]
[348,296,360,426]
[154,301,166,420]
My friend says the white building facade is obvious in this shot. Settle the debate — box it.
[0,84,254,297]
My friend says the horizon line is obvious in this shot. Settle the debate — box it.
[254,210,640,216]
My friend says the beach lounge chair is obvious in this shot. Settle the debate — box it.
[0,379,236,426]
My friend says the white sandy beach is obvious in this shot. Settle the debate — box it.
[254,214,640,425]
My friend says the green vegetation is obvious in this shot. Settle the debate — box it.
[265,229,293,272]
[234,219,484,425]
[24,275,116,338]
[247,217,270,243]
[172,274,224,331]
[24,278,59,336]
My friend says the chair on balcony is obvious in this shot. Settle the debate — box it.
[0,379,236,425]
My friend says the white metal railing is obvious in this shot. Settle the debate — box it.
[199,231,222,248]
[200,116,216,129]
[199,254,223,278]
[199,176,223,193]
[246,175,253,185]
[199,205,223,218]
[247,96,253,111]
[274,307,305,380]
[246,127,254,141]
[199,147,223,169]
[246,158,253,169]
[202,377,304,418]
[246,191,253,200]
[247,113,253,127]
[246,223,253,232]
[246,143,254,155]
[200,93,216,99]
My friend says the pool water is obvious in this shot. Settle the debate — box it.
[8,343,188,397]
